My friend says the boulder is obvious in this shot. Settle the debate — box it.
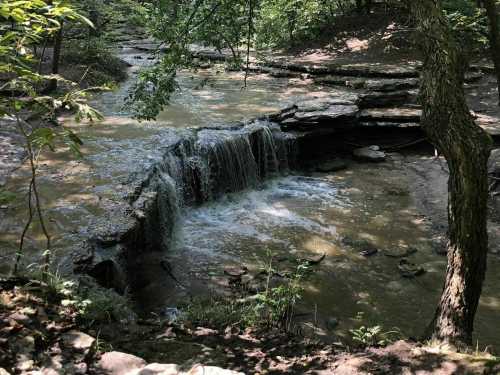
[61,330,96,359]
[353,145,386,162]
[98,352,147,375]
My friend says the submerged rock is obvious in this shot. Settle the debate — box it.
[359,248,378,257]
[316,159,348,173]
[326,317,339,330]
[353,145,386,162]
[398,259,426,278]
[223,265,248,278]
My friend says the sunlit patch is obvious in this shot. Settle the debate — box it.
[303,236,342,256]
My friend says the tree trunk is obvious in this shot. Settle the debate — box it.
[482,0,500,105]
[408,0,493,348]
[47,21,63,92]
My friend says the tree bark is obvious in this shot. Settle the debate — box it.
[482,0,500,105]
[409,0,493,348]
[47,21,63,92]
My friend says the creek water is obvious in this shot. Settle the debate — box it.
[134,157,500,349]
[1,46,499,350]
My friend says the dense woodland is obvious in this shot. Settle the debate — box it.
[2,0,500,374]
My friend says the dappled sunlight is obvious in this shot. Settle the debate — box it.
[345,37,370,52]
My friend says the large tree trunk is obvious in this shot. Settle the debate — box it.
[409,0,493,348]
[482,0,500,105]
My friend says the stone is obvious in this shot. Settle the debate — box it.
[293,105,359,123]
[358,108,421,123]
[356,91,414,108]
[326,317,339,330]
[16,359,34,371]
[185,366,244,375]
[398,259,426,278]
[300,253,326,265]
[98,352,147,375]
[316,159,348,173]
[8,312,31,324]
[488,149,500,179]
[464,71,483,83]
[353,145,386,162]
[61,330,96,357]
[223,266,247,277]
[359,248,378,257]
[139,363,179,374]
[364,78,419,92]
[295,96,357,112]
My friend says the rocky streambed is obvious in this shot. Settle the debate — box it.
[2,37,500,365]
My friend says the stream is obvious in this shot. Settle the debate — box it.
[1,45,500,351]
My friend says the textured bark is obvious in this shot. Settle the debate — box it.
[482,0,500,105]
[409,0,493,348]
[47,22,63,92]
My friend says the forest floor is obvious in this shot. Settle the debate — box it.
[1,277,499,374]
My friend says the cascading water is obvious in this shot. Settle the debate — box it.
[136,119,298,253]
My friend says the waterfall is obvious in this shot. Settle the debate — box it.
[138,119,298,251]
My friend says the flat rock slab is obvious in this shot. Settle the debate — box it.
[358,108,422,122]
[294,105,359,122]
[356,91,415,109]
[364,78,419,91]
[275,95,360,130]
[322,63,420,78]
[263,60,420,78]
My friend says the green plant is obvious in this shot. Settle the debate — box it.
[249,255,309,331]
[0,189,16,205]
[61,38,127,85]
[443,0,490,52]
[181,255,310,332]
[37,272,134,326]
[350,324,401,347]
[181,295,254,329]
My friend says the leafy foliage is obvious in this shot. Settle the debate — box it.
[443,0,490,52]
[1,1,103,275]
[256,0,325,48]
[182,259,310,332]
[350,325,401,347]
